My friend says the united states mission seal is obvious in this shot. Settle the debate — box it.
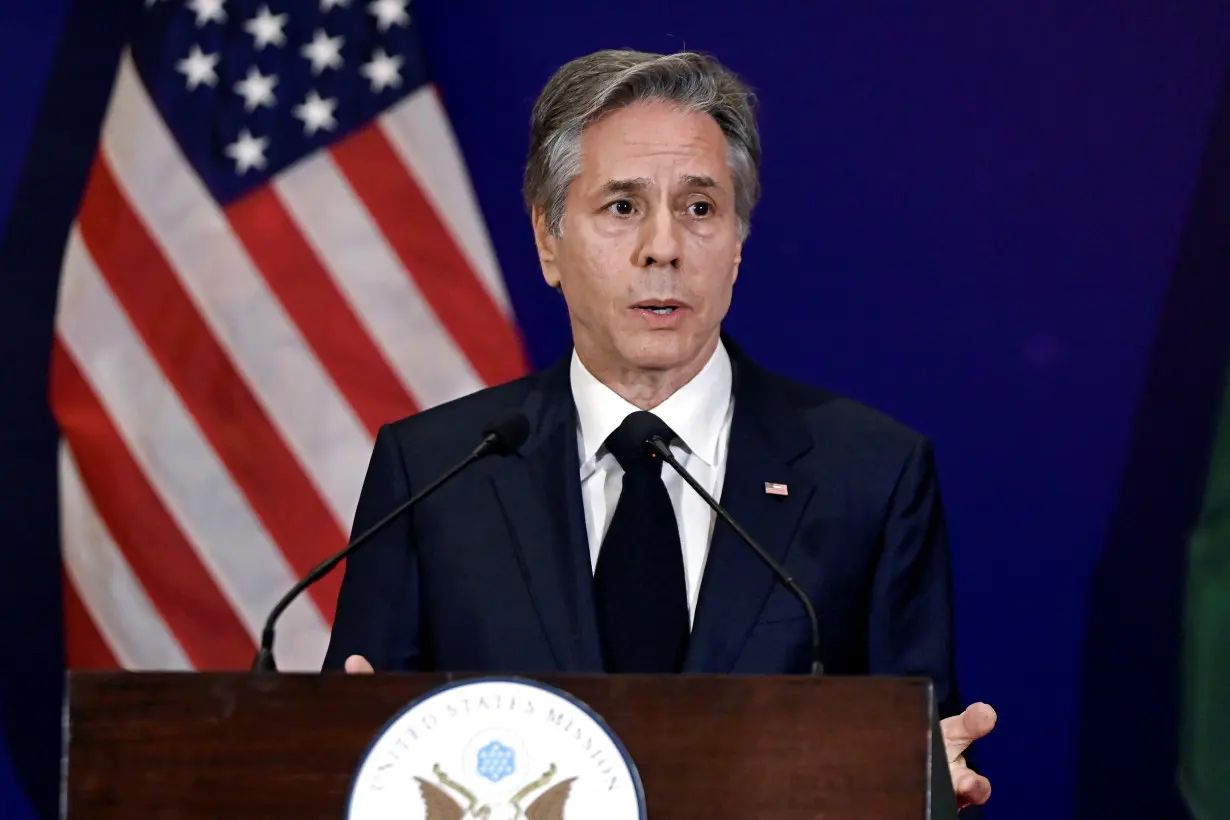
[345,678,646,820]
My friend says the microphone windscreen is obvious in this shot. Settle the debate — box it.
[482,409,530,454]
[617,410,675,456]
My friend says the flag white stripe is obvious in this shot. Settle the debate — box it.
[379,86,514,315]
[56,229,331,671]
[101,51,370,531]
[274,152,486,410]
[59,442,193,671]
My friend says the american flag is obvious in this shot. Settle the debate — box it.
[49,0,526,671]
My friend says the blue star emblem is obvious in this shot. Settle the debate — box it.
[476,740,516,783]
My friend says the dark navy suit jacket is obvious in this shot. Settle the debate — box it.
[323,338,965,720]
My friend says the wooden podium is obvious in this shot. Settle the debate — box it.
[63,671,958,819]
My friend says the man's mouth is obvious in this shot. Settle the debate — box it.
[633,302,684,315]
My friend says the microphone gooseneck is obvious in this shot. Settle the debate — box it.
[619,410,824,675]
[251,408,530,672]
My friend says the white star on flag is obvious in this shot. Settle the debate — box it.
[186,0,227,27]
[293,91,339,136]
[367,0,409,32]
[175,45,219,90]
[233,66,278,111]
[244,5,288,50]
[224,128,269,174]
[320,0,350,9]
[301,29,345,75]
[359,48,403,93]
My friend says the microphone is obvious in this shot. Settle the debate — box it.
[251,408,530,672]
[621,411,824,675]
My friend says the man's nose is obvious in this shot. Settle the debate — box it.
[635,206,681,268]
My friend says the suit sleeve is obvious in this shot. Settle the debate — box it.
[321,424,423,671]
[867,437,964,720]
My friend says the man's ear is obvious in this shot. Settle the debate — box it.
[731,240,743,285]
[532,206,561,289]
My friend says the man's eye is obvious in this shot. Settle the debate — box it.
[607,200,634,216]
[689,202,712,217]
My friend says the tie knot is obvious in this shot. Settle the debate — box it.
[603,411,677,472]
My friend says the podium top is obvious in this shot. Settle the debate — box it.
[64,671,949,820]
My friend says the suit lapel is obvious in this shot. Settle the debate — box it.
[489,357,605,672]
[683,347,816,673]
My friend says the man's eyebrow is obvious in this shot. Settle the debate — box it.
[597,177,652,196]
[680,174,719,189]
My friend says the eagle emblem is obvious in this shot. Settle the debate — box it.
[416,762,575,820]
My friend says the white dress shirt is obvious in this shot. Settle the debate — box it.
[571,341,735,626]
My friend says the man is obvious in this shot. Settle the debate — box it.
[324,49,995,809]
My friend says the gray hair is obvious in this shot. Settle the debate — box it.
[522,49,762,239]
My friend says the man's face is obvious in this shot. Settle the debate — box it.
[534,100,743,379]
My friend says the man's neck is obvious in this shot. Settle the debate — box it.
[576,335,720,411]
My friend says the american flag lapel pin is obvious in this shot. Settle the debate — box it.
[764,482,789,497]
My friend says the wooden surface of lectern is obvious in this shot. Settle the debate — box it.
[62,671,957,819]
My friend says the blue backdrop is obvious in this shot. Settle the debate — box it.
[3,2,1230,819]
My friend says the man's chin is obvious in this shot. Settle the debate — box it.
[620,335,707,373]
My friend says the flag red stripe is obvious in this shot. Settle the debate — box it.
[330,125,528,387]
[76,156,344,621]
[51,342,256,668]
[226,187,419,435]
[62,570,121,670]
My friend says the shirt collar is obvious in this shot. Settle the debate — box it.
[571,339,733,472]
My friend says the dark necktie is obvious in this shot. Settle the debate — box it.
[593,413,690,673]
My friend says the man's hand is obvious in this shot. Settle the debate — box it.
[941,702,996,809]
[344,655,375,674]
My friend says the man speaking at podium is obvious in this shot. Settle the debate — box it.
[323,49,995,810]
